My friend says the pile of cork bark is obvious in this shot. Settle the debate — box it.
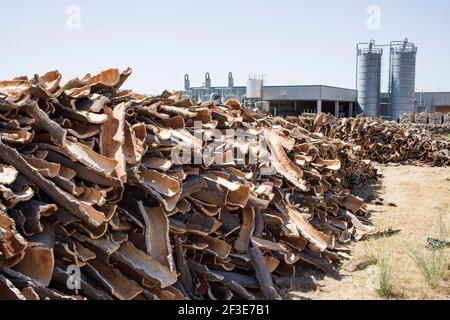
[1,68,378,300]
[399,113,450,134]
[287,114,450,166]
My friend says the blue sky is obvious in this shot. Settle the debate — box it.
[1,0,449,93]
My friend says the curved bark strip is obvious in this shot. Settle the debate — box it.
[227,184,251,208]
[74,221,108,240]
[186,212,222,235]
[87,68,121,88]
[64,84,91,99]
[0,274,27,300]
[276,201,331,252]
[202,172,241,191]
[21,286,40,300]
[137,202,176,272]
[297,250,335,274]
[0,129,34,144]
[187,197,221,217]
[13,246,54,287]
[66,123,100,139]
[264,128,309,191]
[100,104,127,183]
[160,105,197,118]
[250,237,290,253]
[156,115,185,129]
[0,141,105,228]
[234,207,255,253]
[139,168,181,197]
[189,234,232,259]
[77,186,106,206]
[13,225,55,287]
[225,280,255,300]
[0,184,35,208]
[191,179,228,207]
[131,170,181,213]
[76,93,106,112]
[23,156,61,178]
[0,164,18,185]
[212,270,259,289]
[281,236,308,252]
[51,175,85,196]
[142,157,173,172]
[33,70,62,96]
[248,247,281,300]
[341,195,366,214]
[55,102,108,124]
[114,67,133,90]
[123,122,147,165]
[188,260,224,282]
[0,267,77,300]
[111,241,177,289]
[85,260,142,300]
[174,237,193,296]
[0,211,28,260]
[0,80,31,107]
[14,200,57,236]
[72,232,120,258]
[21,101,67,147]
[64,140,118,178]
[315,158,341,171]
[264,255,280,273]
[45,150,122,188]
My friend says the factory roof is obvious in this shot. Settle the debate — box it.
[262,85,357,102]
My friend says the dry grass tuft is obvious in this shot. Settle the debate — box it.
[367,246,399,298]
[405,213,448,289]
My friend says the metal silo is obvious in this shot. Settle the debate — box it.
[389,39,417,121]
[246,75,263,99]
[357,40,383,117]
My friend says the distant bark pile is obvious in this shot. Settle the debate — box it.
[286,113,449,166]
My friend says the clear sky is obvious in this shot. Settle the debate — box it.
[1,0,449,94]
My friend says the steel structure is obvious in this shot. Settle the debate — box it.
[356,40,383,117]
[356,38,418,120]
[389,39,418,121]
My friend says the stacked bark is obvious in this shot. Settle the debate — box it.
[445,113,450,125]
[414,112,429,125]
[401,112,445,126]
[429,113,444,125]
[287,114,450,166]
[399,113,414,124]
[0,68,377,300]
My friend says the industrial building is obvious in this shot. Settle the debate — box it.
[183,38,450,120]
[183,74,356,118]
[381,92,450,115]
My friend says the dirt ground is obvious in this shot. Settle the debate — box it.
[288,165,450,300]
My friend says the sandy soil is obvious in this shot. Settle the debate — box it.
[287,165,450,300]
